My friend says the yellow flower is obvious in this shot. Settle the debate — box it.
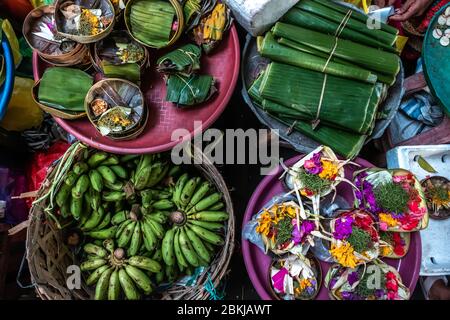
[318,160,339,180]
[329,242,359,268]
[295,278,312,295]
[379,213,398,227]
[381,245,393,256]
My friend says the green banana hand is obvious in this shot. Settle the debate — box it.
[124,265,153,295]
[119,268,141,300]
[94,267,113,300]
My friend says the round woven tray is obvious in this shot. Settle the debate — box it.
[26,143,235,300]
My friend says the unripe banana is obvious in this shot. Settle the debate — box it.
[89,170,104,192]
[80,258,107,271]
[187,192,222,214]
[72,174,90,198]
[127,222,142,257]
[188,211,229,222]
[86,265,109,286]
[111,210,129,225]
[83,243,108,258]
[101,155,120,166]
[141,222,156,252]
[107,269,121,300]
[124,264,153,295]
[185,181,211,212]
[127,256,162,273]
[144,218,164,239]
[187,224,224,246]
[161,228,176,266]
[94,267,113,300]
[180,177,201,209]
[178,228,199,267]
[93,212,111,232]
[81,207,105,231]
[119,268,141,300]
[97,166,117,184]
[116,219,133,238]
[185,226,211,263]
[188,220,224,231]
[73,162,89,175]
[86,226,118,240]
[173,229,188,269]
[117,221,136,248]
[88,152,108,168]
[173,173,189,207]
[110,165,128,179]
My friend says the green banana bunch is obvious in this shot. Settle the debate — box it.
[111,209,168,255]
[81,239,161,300]
[161,174,229,269]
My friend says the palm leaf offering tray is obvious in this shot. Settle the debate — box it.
[353,168,429,232]
[325,261,410,300]
[242,0,403,159]
[269,254,322,300]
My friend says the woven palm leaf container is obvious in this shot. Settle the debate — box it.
[26,142,235,300]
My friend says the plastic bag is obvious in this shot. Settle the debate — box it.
[0,76,43,132]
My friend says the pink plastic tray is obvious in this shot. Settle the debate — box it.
[33,26,240,154]
[242,155,422,300]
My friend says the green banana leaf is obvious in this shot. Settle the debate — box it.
[156,44,201,76]
[101,61,141,83]
[165,74,216,106]
[129,0,176,48]
[38,67,93,111]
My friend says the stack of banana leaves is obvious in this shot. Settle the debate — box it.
[248,0,401,159]
[157,43,216,107]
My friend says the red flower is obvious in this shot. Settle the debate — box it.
[386,272,396,281]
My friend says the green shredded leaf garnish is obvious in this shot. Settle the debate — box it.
[276,217,293,245]
[347,227,372,253]
[298,170,332,194]
[374,182,410,214]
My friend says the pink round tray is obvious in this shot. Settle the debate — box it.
[242,155,422,300]
[33,26,240,154]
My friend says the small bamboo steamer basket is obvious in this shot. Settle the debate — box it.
[54,0,116,44]
[124,0,185,49]
[84,78,147,140]
[32,79,87,120]
[26,143,235,300]
[23,5,89,66]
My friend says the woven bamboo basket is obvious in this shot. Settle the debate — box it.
[26,143,235,300]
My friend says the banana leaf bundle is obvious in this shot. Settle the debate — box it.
[192,3,232,54]
[259,62,379,135]
[312,0,398,35]
[282,8,396,53]
[296,0,397,46]
[165,74,216,107]
[38,67,93,112]
[272,22,400,85]
[258,32,377,84]
[156,44,202,76]
[127,0,177,48]
[276,37,395,85]
[183,0,217,32]
[248,73,366,159]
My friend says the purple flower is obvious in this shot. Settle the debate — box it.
[306,286,315,295]
[292,220,315,244]
[304,153,323,175]
[333,216,354,240]
[341,291,356,300]
[355,173,380,213]
[375,289,385,299]
[348,272,359,286]
[329,277,337,289]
